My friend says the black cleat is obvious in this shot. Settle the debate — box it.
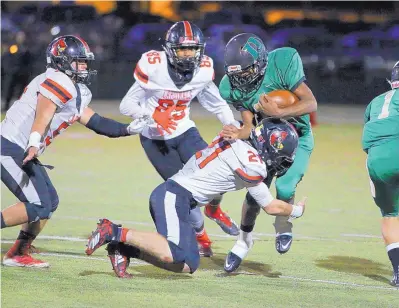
[275,233,293,254]
[390,272,399,287]
[224,251,242,273]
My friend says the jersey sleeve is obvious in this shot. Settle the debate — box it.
[133,53,151,88]
[197,82,235,125]
[246,182,274,208]
[222,140,267,185]
[39,69,76,108]
[364,101,372,124]
[274,47,306,91]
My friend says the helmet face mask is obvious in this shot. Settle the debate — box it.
[249,118,299,176]
[163,21,205,74]
[224,33,268,100]
[46,35,97,85]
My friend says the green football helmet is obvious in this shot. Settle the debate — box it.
[224,33,268,101]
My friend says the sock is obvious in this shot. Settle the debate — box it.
[387,243,399,274]
[1,213,6,229]
[118,228,129,243]
[240,224,255,233]
[196,229,211,243]
[6,231,36,257]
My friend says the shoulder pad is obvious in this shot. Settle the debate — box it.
[40,68,77,107]
[134,50,165,87]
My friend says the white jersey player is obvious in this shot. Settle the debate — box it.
[1,35,139,269]
[85,118,307,276]
[117,21,238,262]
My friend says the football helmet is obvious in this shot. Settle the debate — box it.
[224,33,268,100]
[46,35,97,84]
[249,118,298,176]
[163,21,205,74]
[390,60,399,89]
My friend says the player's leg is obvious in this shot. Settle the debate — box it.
[139,134,184,180]
[86,180,200,274]
[274,133,313,254]
[1,152,54,267]
[178,127,239,237]
[367,145,399,287]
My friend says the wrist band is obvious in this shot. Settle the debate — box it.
[27,131,42,149]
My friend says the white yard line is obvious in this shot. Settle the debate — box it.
[51,215,383,241]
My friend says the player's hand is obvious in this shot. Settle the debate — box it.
[152,106,177,135]
[220,124,240,140]
[22,147,39,165]
[256,94,283,117]
[297,197,307,214]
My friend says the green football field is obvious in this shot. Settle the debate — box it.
[1,112,398,307]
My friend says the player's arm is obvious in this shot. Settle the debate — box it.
[197,82,236,125]
[78,107,142,137]
[256,49,317,117]
[119,82,149,119]
[23,94,57,164]
[221,109,254,140]
[247,182,306,218]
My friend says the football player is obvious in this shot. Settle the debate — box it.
[362,61,399,287]
[116,20,239,271]
[219,33,317,255]
[85,118,307,275]
[1,35,142,268]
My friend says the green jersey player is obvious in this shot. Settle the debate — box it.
[218,33,317,258]
[362,61,399,287]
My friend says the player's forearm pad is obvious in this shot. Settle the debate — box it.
[86,113,129,138]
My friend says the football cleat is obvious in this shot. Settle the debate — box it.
[198,242,213,258]
[106,243,133,279]
[224,251,242,273]
[204,205,239,236]
[85,219,119,255]
[275,232,293,254]
[196,230,213,257]
[2,255,50,268]
[391,272,399,287]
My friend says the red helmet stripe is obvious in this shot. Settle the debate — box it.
[183,21,193,40]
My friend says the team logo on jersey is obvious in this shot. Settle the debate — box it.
[270,130,288,151]
[52,38,67,56]
[241,37,263,60]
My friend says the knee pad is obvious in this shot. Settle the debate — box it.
[24,201,52,222]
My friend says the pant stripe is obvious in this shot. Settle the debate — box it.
[164,191,180,245]
[1,155,41,204]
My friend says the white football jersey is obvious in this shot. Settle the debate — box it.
[1,68,92,154]
[172,134,275,208]
[120,50,234,140]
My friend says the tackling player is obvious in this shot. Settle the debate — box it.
[86,118,307,275]
[362,61,399,287]
[1,35,141,268]
[219,33,317,254]
[116,20,239,273]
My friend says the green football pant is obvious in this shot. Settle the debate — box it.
[367,141,399,217]
[275,131,314,201]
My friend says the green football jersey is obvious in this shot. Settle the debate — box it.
[362,88,399,152]
[219,47,310,135]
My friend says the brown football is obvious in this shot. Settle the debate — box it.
[259,90,299,108]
